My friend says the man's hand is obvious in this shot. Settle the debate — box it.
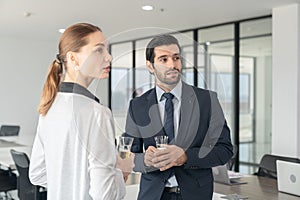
[144,146,158,167]
[151,145,187,171]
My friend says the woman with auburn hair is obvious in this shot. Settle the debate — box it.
[29,23,133,200]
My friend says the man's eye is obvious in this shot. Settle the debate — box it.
[173,56,181,61]
[159,57,168,62]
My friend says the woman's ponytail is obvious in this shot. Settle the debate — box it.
[38,59,63,116]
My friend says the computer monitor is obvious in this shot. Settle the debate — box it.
[0,125,20,136]
[0,125,20,142]
[277,160,300,197]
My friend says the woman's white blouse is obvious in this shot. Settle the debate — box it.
[29,92,125,200]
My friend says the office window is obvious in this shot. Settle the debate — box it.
[173,32,194,85]
[198,25,235,143]
[111,42,133,136]
[240,18,272,173]
[136,39,155,96]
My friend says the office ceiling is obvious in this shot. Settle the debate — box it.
[1,0,299,42]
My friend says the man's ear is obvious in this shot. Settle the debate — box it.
[146,60,154,74]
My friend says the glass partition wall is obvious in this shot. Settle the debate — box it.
[109,16,272,173]
[239,18,272,173]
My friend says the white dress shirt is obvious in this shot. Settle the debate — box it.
[29,83,125,200]
[155,80,182,187]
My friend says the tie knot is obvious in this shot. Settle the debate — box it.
[162,93,174,100]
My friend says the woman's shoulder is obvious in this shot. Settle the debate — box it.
[92,102,113,118]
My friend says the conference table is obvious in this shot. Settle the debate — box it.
[124,175,300,200]
[214,175,300,200]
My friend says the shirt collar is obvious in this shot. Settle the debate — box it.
[156,80,182,102]
[59,82,100,103]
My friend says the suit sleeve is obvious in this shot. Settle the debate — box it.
[184,92,233,169]
[124,100,158,173]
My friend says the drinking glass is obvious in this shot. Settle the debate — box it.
[118,136,134,159]
[154,135,168,150]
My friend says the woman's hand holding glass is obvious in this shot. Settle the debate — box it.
[116,153,135,182]
[116,137,135,182]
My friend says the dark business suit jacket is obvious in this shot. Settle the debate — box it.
[125,82,233,200]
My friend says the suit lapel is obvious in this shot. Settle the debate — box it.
[144,89,164,138]
[176,82,200,149]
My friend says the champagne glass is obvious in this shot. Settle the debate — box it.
[118,136,134,159]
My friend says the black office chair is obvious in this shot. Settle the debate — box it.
[0,167,17,199]
[10,149,47,200]
[255,154,300,179]
[0,125,20,136]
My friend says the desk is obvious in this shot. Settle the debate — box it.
[214,176,300,200]
[124,175,300,200]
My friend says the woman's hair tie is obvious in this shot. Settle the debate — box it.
[55,54,62,65]
[55,54,64,73]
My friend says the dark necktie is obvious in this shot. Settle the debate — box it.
[162,93,174,142]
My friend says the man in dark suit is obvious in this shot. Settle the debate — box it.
[125,34,233,200]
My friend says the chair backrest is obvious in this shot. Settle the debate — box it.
[0,125,20,136]
[0,168,17,193]
[256,154,300,179]
[10,149,37,200]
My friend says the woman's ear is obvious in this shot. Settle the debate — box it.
[146,60,154,74]
[66,52,79,66]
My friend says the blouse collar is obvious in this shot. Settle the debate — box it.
[59,82,100,103]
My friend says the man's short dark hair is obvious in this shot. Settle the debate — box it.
[145,34,181,64]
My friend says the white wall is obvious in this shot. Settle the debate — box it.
[256,56,272,146]
[272,4,300,158]
[0,36,57,137]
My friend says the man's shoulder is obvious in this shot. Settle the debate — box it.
[183,82,216,96]
[131,88,155,102]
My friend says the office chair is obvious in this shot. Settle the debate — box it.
[0,167,17,199]
[0,125,20,136]
[10,149,47,200]
[255,154,300,179]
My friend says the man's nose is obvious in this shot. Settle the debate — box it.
[166,59,177,68]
